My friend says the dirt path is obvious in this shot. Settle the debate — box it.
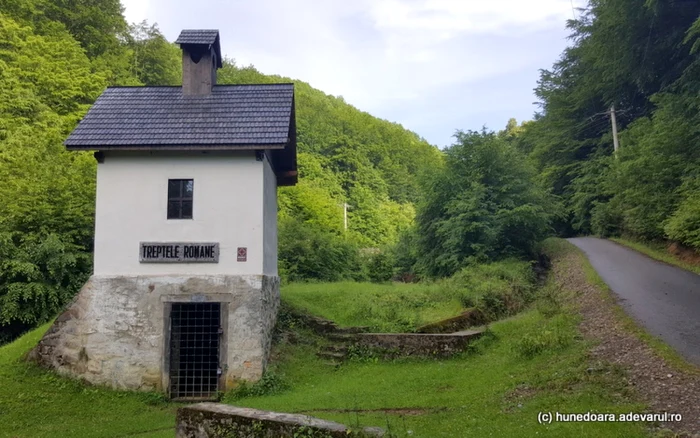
[569,237,700,366]
[550,242,700,436]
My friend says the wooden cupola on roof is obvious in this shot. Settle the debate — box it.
[175,29,222,96]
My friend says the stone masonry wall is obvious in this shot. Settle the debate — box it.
[29,274,280,392]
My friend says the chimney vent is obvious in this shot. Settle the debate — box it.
[175,29,222,96]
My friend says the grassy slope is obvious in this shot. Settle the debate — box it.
[609,237,700,276]
[0,256,650,437]
[0,323,176,438]
[282,259,535,332]
[281,282,463,332]
[230,307,646,437]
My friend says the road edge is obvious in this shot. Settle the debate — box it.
[542,237,700,437]
[609,237,700,276]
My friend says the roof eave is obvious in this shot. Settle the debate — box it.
[64,143,288,151]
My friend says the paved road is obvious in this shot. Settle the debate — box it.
[568,237,700,366]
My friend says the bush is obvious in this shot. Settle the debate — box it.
[512,319,573,359]
[278,218,362,283]
[665,192,700,250]
[0,232,91,335]
[226,371,289,400]
[590,200,623,238]
[366,250,395,283]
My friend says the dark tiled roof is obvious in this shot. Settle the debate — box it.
[175,29,219,45]
[64,84,295,148]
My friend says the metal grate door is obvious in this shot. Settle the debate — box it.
[169,302,221,400]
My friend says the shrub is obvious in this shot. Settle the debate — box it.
[226,371,289,400]
[366,250,395,283]
[665,193,700,250]
[513,329,573,359]
[278,218,362,283]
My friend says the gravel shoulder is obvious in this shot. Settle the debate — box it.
[568,237,700,366]
[547,239,700,437]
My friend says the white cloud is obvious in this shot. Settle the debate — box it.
[369,0,577,34]
[121,0,150,24]
[120,0,584,145]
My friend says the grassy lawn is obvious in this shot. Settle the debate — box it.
[282,259,535,332]
[0,323,177,438]
[609,237,700,275]
[0,256,651,437]
[226,300,647,437]
[281,281,463,332]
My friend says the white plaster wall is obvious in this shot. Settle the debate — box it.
[262,156,278,276]
[94,151,264,276]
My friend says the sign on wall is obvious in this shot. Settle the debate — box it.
[140,242,219,263]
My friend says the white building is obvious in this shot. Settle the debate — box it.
[30,30,297,400]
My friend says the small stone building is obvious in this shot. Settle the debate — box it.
[30,29,297,400]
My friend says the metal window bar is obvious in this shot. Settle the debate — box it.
[167,179,193,219]
[169,303,221,400]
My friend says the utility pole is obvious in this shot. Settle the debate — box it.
[610,105,620,158]
[344,202,348,232]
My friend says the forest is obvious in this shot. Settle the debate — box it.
[0,0,699,343]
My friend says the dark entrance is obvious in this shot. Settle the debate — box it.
[169,302,221,400]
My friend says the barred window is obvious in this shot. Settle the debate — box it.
[167,179,193,219]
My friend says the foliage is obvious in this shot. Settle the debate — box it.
[226,371,290,400]
[0,233,91,327]
[665,193,700,250]
[521,0,700,245]
[415,129,555,277]
[126,21,181,86]
[278,218,363,283]
[365,250,395,283]
[0,3,441,341]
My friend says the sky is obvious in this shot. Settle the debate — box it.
[121,0,585,148]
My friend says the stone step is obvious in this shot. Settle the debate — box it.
[334,326,370,334]
[316,351,347,361]
[321,345,349,353]
[326,333,355,342]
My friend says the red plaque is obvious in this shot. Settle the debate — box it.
[237,247,247,262]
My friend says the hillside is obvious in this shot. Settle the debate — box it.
[517,1,700,249]
[0,2,440,342]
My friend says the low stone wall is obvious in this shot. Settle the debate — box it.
[416,308,486,334]
[336,330,484,358]
[176,403,384,437]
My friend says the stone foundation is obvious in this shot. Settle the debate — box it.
[28,274,279,392]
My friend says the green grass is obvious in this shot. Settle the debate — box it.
[226,303,646,437]
[0,323,179,438]
[609,237,700,276]
[0,257,651,437]
[281,281,462,332]
[282,259,535,332]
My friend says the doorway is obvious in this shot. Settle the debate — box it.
[168,302,221,400]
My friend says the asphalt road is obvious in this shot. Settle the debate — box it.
[568,237,700,366]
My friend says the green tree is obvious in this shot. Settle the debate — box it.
[416,130,555,277]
